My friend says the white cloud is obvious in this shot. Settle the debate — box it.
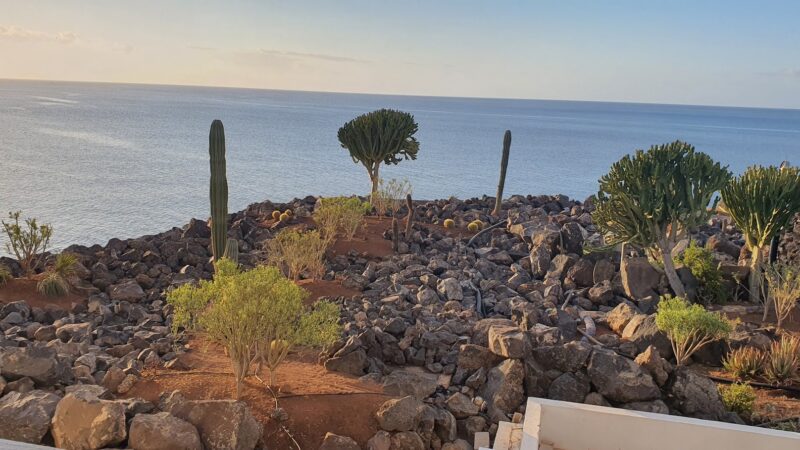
[0,25,78,44]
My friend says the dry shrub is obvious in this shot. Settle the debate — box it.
[313,196,371,243]
[374,178,413,218]
[267,229,327,280]
[765,264,800,330]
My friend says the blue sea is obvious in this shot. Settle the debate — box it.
[1,79,798,251]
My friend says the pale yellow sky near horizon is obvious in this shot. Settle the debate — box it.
[2,1,800,108]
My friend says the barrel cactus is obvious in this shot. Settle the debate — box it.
[279,212,290,222]
[443,219,455,229]
[209,120,228,264]
[272,211,281,220]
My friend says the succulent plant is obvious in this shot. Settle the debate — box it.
[493,130,512,216]
[37,271,69,297]
[209,120,228,265]
[284,209,293,217]
[467,221,480,232]
[272,211,281,220]
[223,238,239,264]
[279,212,290,222]
[443,219,455,229]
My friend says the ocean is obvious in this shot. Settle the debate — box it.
[1,79,798,251]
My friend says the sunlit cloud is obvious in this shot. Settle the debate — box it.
[0,25,78,44]
[189,45,369,64]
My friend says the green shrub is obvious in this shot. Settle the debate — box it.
[54,253,78,278]
[167,258,238,333]
[720,165,800,310]
[723,346,766,380]
[313,197,371,243]
[675,241,726,304]
[266,229,327,281]
[719,382,756,417]
[655,296,734,366]
[592,142,730,298]
[764,335,800,383]
[36,271,69,297]
[764,264,800,330]
[177,265,340,397]
[0,264,10,287]
[2,211,53,278]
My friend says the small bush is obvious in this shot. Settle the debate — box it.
[764,335,800,383]
[267,229,327,280]
[54,253,78,278]
[313,197,371,243]
[443,219,455,229]
[0,264,11,287]
[655,296,734,366]
[2,211,53,278]
[764,264,800,330]
[36,271,69,297]
[723,347,766,380]
[167,258,239,333]
[719,382,756,417]
[373,178,413,217]
[675,241,726,304]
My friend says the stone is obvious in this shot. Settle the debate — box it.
[587,348,660,403]
[623,400,670,414]
[109,279,146,302]
[565,258,594,287]
[634,345,672,386]
[0,390,60,444]
[531,341,592,373]
[101,366,127,392]
[51,391,127,450]
[479,359,525,422]
[367,430,391,450]
[0,345,70,386]
[621,314,672,357]
[620,257,660,299]
[319,432,360,450]
[55,322,92,343]
[487,325,528,358]
[437,278,463,301]
[325,348,368,376]
[168,399,262,450]
[390,431,425,450]
[529,245,551,278]
[666,367,728,421]
[129,412,203,450]
[547,372,591,403]
[583,392,611,407]
[382,370,438,400]
[442,440,472,450]
[416,286,441,305]
[375,396,423,432]
[446,392,479,419]
[560,222,585,254]
[593,259,616,284]
[588,282,614,304]
[457,344,501,370]
[606,302,639,334]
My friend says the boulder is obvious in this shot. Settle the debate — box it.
[457,344,501,370]
[606,302,639,334]
[622,400,670,415]
[390,431,425,450]
[319,432,360,450]
[487,325,528,358]
[547,372,591,403]
[0,390,60,444]
[129,412,203,450]
[436,278,463,301]
[565,258,594,287]
[168,400,262,450]
[587,349,660,403]
[109,279,145,302]
[666,367,728,421]
[634,346,672,386]
[375,396,423,432]
[620,257,660,299]
[621,314,672,357]
[51,391,127,450]
[531,341,592,373]
[381,370,438,400]
[445,392,479,419]
[593,259,616,284]
[0,345,70,386]
[325,348,368,376]
[479,359,525,422]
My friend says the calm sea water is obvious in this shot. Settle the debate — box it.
[1,79,798,251]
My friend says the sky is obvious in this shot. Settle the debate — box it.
[2,0,799,109]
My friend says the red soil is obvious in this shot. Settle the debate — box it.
[328,216,394,260]
[127,337,391,449]
[0,277,86,311]
[297,279,362,303]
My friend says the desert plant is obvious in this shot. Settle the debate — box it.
[337,109,420,202]
[723,346,766,380]
[764,263,800,330]
[279,212,290,222]
[493,130,512,216]
[2,211,53,278]
[719,382,756,417]
[764,335,800,383]
[223,238,239,265]
[675,241,726,304]
[374,178,413,219]
[267,229,327,280]
[36,271,70,297]
[467,221,479,232]
[655,295,734,366]
[167,258,239,333]
[272,210,281,220]
[720,165,800,314]
[443,219,455,229]
[313,197,371,243]
[54,253,78,278]
[592,142,731,298]
[186,265,339,396]
[209,119,229,265]
[0,264,11,287]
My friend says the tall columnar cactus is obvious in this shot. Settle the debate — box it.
[209,120,228,264]
[223,238,239,265]
[493,130,512,216]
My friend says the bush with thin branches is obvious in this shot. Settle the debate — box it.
[373,178,413,218]
[764,264,800,330]
[266,229,327,280]
[2,211,53,278]
[655,296,734,366]
[313,197,371,243]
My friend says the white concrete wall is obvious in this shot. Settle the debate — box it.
[521,397,800,450]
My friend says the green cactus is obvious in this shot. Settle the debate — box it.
[493,130,512,216]
[223,238,239,265]
[209,120,228,264]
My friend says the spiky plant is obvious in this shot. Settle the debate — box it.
[37,271,69,297]
[443,219,455,229]
[493,130,512,216]
[0,264,11,287]
[54,253,78,278]
[593,142,730,298]
[721,165,800,315]
[209,120,228,266]
[223,238,239,265]
[764,263,800,330]
[337,109,419,202]
[764,335,800,383]
[723,346,766,380]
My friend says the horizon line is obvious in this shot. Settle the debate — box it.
[2,76,799,113]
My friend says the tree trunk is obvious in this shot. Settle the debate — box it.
[750,246,768,320]
[660,242,686,298]
[369,163,380,204]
